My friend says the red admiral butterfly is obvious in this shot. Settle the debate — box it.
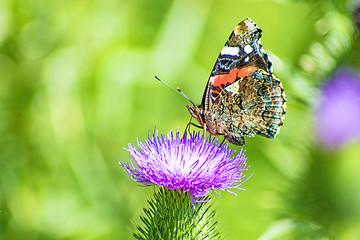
[186,18,286,145]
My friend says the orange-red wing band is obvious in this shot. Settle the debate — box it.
[212,66,257,91]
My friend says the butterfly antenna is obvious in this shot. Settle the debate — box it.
[154,75,196,106]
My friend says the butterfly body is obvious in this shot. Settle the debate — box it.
[187,18,286,145]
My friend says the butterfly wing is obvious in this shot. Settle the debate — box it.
[201,18,273,111]
[198,18,286,145]
[204,69,286,145]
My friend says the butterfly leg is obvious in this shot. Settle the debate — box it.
[184,117,192,138]
[219,137,227,147]
[203,123,207,142]
[184,117,203,138]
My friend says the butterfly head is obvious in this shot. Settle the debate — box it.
[186,104,205,127]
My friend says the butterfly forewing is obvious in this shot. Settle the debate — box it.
[202,18,273,109]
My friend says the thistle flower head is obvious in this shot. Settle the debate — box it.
[355,0,360,29]
[315,68,360,148]
[120,129,250,203]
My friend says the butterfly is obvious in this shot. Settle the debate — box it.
[186,18,286,145]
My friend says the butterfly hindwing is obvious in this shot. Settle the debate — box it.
[202,69,286,145]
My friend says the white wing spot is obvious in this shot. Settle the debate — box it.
[243,45,253,54]
[244,56,250,63]
[221,46,240,56]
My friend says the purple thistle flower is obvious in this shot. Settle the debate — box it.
[315,68,360,148]
[120,129,250,204]
[355,1,360,29]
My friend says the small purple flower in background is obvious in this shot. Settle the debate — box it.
[120,129,250,205]
[355,0,360,29]
[315,68,360,149]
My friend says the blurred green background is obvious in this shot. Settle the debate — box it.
[1,0,360,239]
